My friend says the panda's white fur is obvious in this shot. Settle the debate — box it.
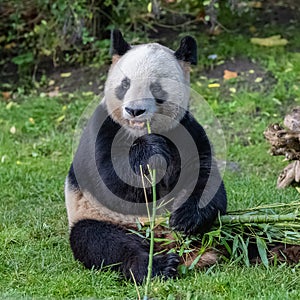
[65,180,138,229]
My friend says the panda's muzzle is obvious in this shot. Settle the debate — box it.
[124,107,147,128]
[123,98,156,129]
[125,107,146,118]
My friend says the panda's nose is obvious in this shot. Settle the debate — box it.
[125,107,146,117]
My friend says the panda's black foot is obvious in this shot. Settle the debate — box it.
[127,252,180,284]
[152,253,180,279]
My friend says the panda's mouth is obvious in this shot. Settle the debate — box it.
[128,120,146,129]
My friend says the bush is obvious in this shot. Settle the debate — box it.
[0,0,255,78]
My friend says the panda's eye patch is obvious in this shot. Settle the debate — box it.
[121,77,130,90]
[150,82,167,104]
[150,82,162,93]
[115,77,130,100]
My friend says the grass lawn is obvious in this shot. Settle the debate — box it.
[1,6,300,300]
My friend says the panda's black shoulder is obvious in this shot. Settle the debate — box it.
[179,111,208,141]
[68,163,79,189]
[67,104,120,188]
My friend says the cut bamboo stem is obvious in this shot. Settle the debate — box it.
[219,213,298,225]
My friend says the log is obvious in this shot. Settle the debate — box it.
[264,107,300,188]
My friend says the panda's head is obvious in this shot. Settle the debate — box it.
[104,30,197,136]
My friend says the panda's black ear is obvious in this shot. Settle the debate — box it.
[174,36,197,65]
[110,29,131,56]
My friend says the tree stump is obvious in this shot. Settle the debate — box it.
[264,107,300,188]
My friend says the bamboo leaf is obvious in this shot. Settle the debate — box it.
[178,264,188,275]
[220,238,232,255]
[239,236,250,267]
[189,254,202,270]
[153,237,172,243]
[179,246,185,256]
[256,236,269,268]
[183,249,196,254]
[232,235,239,255]
[265,231,273,243]
[127,229,146,239]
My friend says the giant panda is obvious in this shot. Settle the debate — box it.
[65,29,227,283]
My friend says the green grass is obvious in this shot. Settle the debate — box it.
[1,8,300,299]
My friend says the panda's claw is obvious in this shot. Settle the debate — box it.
[153,253,180,279]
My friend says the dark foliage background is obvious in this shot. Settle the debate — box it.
[0,0,298,90]
[0,1,253,73]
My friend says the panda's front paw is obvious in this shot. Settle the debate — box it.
[129,133,171,175]
[170,202,215,235]
[152,253,180,279]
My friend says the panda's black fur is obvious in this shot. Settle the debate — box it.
[66,30,227,284]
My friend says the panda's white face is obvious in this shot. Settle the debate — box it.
[104,43,191,136]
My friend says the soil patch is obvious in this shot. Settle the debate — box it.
[260,1,300,26]
[41,64,109,95]
[202,57,276,94]
[45,58,275,97]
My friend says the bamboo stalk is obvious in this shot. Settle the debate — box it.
[219,213,298,225]
[227,202,300,214]
[144,169,156,300]
[143,120,156,300]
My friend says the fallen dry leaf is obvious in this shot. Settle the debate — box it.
[60,72,72,78]
[1,155,7,163]
[223,70,238,80]
[4,42,16,49]
[249,1,262,8]
[10,126,16,134]
[210,26,222,36]
[56,115,65,124]
[6,101,19,109]
[48,86,60,98]
[208,83,220,88]
[251,35,288,47]
[48,90,59,98]
[2,91,11,101]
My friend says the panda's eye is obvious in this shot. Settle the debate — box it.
[151,85,161,93]
[150,82,167,104]
[150,82,162,94]
[121,78,130,90]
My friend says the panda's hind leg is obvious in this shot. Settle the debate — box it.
[69,219,179,283]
